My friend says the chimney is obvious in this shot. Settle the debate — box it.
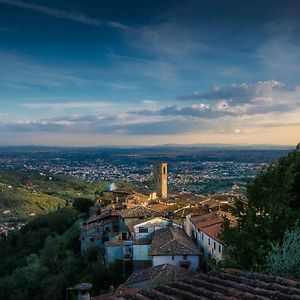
[74,283,93,300]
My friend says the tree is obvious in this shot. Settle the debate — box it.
[221,144,300,270]
[73,198,94,214]
[266,225,300,279]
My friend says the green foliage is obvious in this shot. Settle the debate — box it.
[0,208,77,277]
[265,225,300,279]
[73,197,95,214]
[0,209,124,299]
[0,184,67,216]
[0,170,98,221]
[221,144,300,271]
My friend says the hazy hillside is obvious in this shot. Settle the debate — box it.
[0,170,97,221]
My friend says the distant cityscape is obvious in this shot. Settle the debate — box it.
[0,146,289,194]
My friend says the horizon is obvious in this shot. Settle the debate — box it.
[1,0,300,146]
[0,142,294,149]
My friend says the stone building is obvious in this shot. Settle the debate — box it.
[153,162,167,199]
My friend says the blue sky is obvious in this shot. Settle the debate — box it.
[0,0,300,146]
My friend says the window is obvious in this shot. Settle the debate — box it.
[218,245,221,253]
[208,238,210,245]
[214,241,216,250]
[201,233,204,240]
[163,166,166,174]
[172,255,175,260]
[183,255,188,260]
[139,227,148,233]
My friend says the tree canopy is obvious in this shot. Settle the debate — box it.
[221,144,300,272]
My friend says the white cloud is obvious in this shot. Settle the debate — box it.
[179,80,286,103]
[142,100,157,105]
[1,81,300,143]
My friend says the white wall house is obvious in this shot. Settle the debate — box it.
[186,213,230,262]
[152,255,199,271]
[150,227,200,271]
[133,217,171,240]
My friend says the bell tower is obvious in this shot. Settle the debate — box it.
[153,162,167,199]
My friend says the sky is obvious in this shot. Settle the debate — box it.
[0,0,300,146]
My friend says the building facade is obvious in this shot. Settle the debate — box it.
[150,227,200,271]
[186,212,236,264]
[133,217,171,240]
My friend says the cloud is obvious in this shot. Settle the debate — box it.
[0,0,101,26]
[23,101,112,110]
[142,100,157,105]
[2,105,300,138]
[1,80,300,138]
[178,80,286,104]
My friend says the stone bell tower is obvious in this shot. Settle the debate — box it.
[153,162,167,199]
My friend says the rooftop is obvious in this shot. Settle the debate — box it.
[123,268,300,299]
[120,206,163,219]
[134,217,170,228]
[125,264,195,287]
[150,227,200,256]
[191,211,237,243]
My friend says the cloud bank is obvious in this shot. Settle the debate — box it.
[1,81,300,140]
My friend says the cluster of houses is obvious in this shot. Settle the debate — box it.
[75,162,300,300]
[80,162,237,273]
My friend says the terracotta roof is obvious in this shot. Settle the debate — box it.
[150,227,200,256]
[191,211,237,243]
[123,268,300,300]
[125,264,195,286]
[120,206,163,219]
[85,210,119,225]
[194,217,224,229]
[113,284,138,299]
[147,204,170,212]
[202,222,223,243]
[190,211,220,224]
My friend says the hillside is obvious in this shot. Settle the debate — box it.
[0,170,98,221]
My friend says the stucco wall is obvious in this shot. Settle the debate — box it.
[152,255,199,271]
[133,244,151,261]
[186,216,223,261]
